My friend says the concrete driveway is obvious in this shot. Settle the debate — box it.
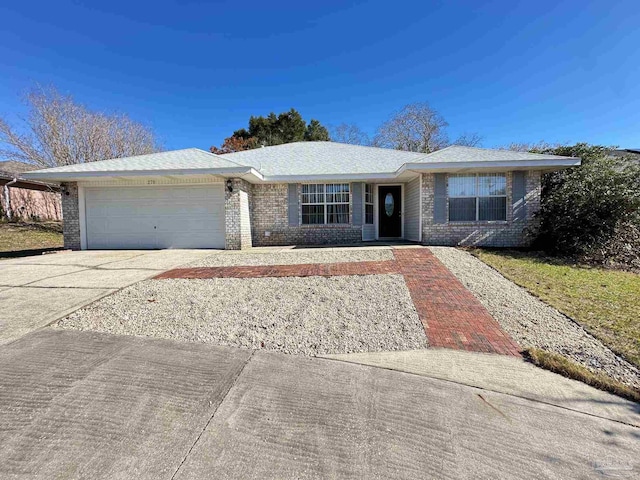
[0,249,212,344]
[0,329,638,480]
[1,248,638,478]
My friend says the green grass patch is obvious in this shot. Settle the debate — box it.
[0,221,63,256]
[523,348,640,403]
[473,249,640,368]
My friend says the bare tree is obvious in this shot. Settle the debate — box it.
[372,102,450,153]
[372,102,484,153]
[329,123,370,146]
[452,132,483,147]
[502,141,560,152]
[0,86,160,168]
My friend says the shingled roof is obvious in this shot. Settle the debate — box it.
[23,142,581,182]
[221,142,426,176]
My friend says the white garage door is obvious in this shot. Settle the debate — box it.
[85,185,225,249]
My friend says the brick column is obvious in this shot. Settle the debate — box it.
[525,171,542,222]
[225,178,253,250]
[61,182,81,250]
[421,173,435,244]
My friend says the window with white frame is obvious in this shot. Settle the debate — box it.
[301,183,350,224]
[448,173,507,222]
[365,184,374,224]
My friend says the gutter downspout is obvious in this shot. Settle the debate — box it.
[3,178,18,220]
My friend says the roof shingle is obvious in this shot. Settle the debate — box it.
[23,142,581,181]
[221,141,426,176]
[413,145,579,164]
[25,148,242,174]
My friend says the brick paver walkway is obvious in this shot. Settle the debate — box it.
[392,249,521,356]
[155,249,521,356]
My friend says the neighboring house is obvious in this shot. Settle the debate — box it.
[0,160,62,221]
[23,142,580,250]
[608,148,640,164]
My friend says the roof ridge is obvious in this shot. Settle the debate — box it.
[221,140,427,157]
[428,144,579,160]
[327,141,427,155]
[109,148,198,160]
[25,147,246,174]
[407,144,456,162]
[220,142,308,154]
[191,148,251,168]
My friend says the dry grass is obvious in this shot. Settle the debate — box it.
[0,221,63,256]
[523,348,640,403]
[474,249,640,368]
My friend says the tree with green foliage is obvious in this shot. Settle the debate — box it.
[210,109,329,153]
[512,143,640,269]
[304,119,330,141]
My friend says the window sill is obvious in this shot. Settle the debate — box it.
[446,221,509,226]
[299,224,354,228]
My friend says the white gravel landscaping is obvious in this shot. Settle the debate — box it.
[57,274,427,356]
[429,247,640,388]
[187,248,394,267]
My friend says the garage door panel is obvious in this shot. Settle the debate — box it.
[84,185,225,249]
[106,217,157,234]
[86,218,112,236]
[87,201,160,217]
[155,234,217,249]
[91,234,157,250]
[85,203,111,217]
[129,204,170,217]
[154,205,217,216]
[155,216,220,232]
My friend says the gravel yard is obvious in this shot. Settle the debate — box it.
[188,248,394,267]
[429,247,640,388]
[57,274,427,356]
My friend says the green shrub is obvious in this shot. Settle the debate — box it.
[529,144,640,269]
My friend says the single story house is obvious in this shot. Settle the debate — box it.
[1,160,62,221]
[23,142,580,250]
[608,148,640,164]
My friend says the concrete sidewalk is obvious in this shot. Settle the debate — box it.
[0,249,212,344]
[324,348,640,427]
[1,330,637,479]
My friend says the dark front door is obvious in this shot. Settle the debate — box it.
[378,185,402,238]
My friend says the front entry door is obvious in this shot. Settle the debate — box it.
[378,185,402,238]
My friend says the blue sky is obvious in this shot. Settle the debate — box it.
[1,0,638,151]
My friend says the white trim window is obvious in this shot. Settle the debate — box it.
[365,184,374,224]
[448,173,507,222]
[301,183,350,224]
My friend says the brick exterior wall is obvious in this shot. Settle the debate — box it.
[224,178,253,250]
[525,170,542,225]
[59,173,542,251]
[61,182,81,250]
[421,171,541,247]
[251,183,362,246]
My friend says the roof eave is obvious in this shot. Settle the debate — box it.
[257,172,400,183]
[21,158,582,184]
[0,176,61,191]
[22,166,264,182]
[398,158,581,174]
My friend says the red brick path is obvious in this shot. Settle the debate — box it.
[392,249,521,356]
[155,249,521,356]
